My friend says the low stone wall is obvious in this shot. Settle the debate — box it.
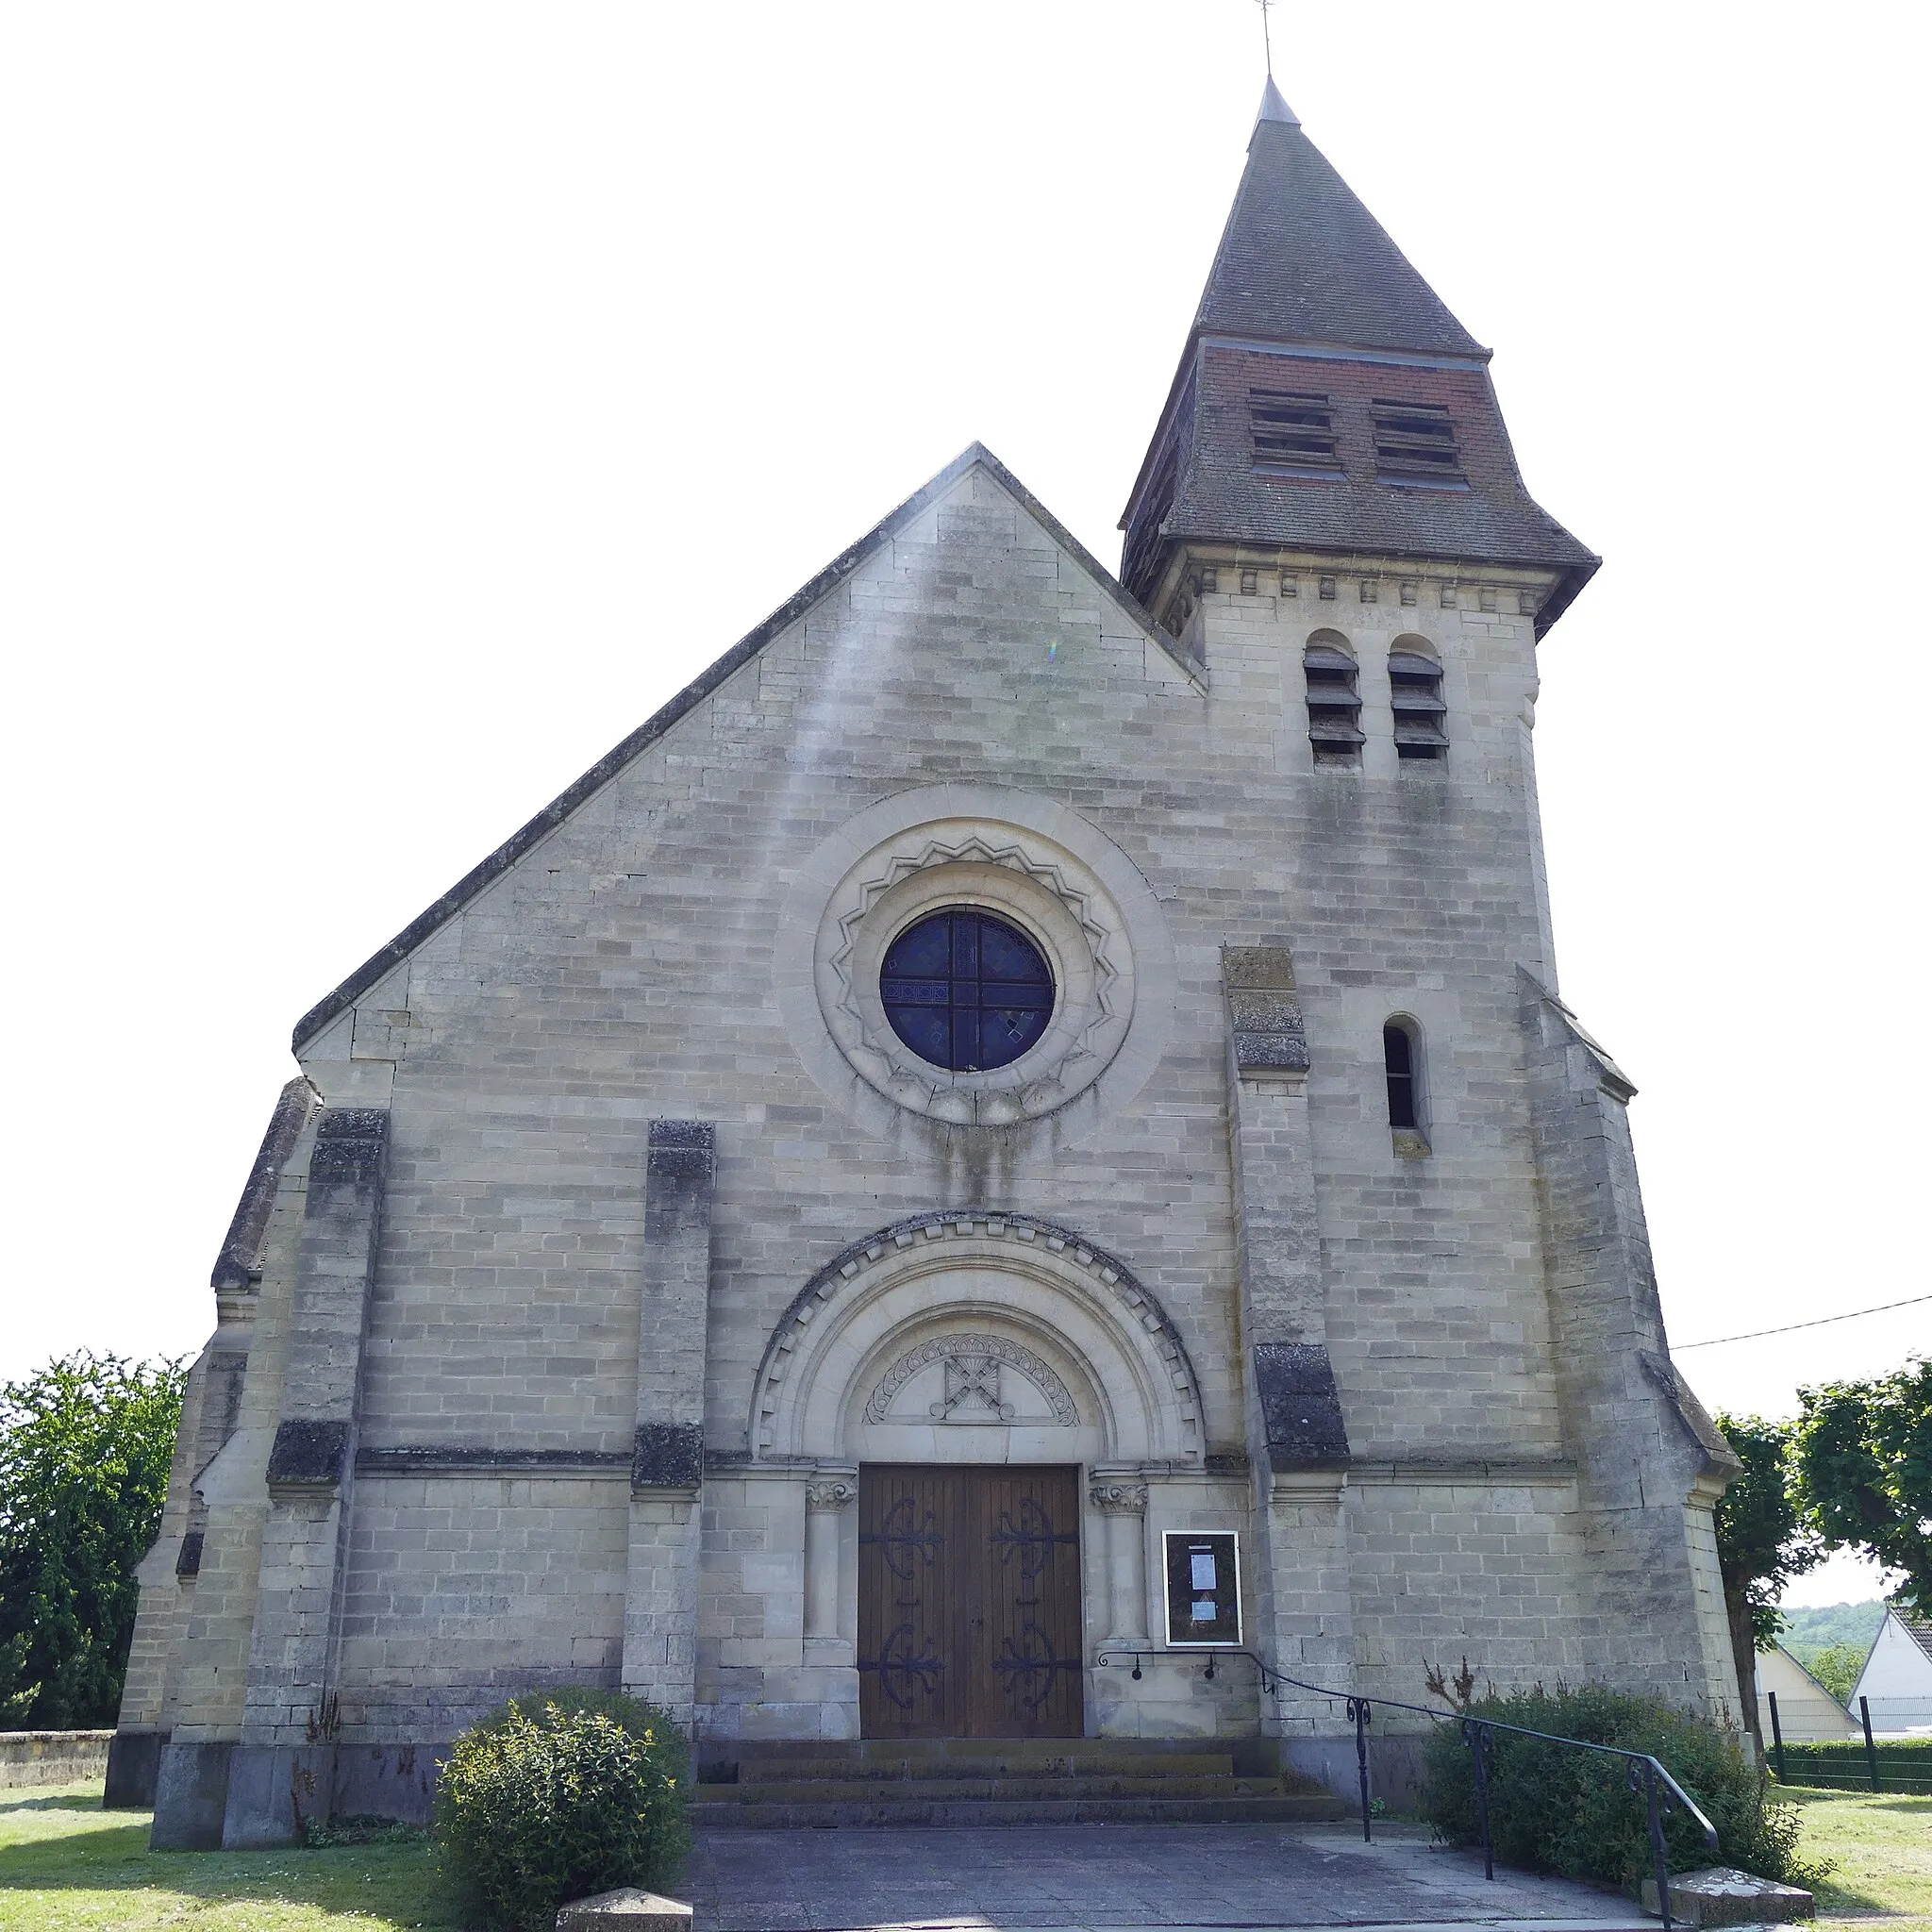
[0,1729,113,1788]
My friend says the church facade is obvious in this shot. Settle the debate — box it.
[114,81,1743,1849]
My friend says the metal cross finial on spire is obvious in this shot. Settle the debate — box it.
[1252,0,1299,129]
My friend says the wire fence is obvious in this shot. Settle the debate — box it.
[1757,1692,1860,1742]
[1764,1692,1932,1794]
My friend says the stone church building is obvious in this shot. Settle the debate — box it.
[113,79,1742,1847]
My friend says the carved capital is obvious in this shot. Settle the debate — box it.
[805,1474,859,1514]
[1089,1477,1148,1517]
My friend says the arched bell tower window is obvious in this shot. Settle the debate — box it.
[1383,1018,1425,1138]
[880,908,1055,1074]
[1389,641,1448,759]
[1305,632,1364,765]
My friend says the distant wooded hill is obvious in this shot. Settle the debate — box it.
[1781,1602,1887,1653]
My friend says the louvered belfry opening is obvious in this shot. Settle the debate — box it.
[1389,646,1447,759]
[1372,399,1466,486]
[1250,389,1341,476]
[1304,635,1364,763]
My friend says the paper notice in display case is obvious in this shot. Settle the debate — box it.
[1162,1529,1241,1646]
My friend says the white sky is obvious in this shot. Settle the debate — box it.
[2,5,1925,1598]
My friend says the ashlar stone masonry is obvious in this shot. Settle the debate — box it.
[113,79,1743,1847]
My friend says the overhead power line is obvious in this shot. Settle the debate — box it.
[1674,1292,1932,1350]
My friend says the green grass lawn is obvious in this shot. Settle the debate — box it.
[0,1783,461,1930]
[1790,1788,1932,1932]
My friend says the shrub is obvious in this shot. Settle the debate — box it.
[1418,1686,1827,1890]
[467,1687,691,1790]
[436,1694,691,1931]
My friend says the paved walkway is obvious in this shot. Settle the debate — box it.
[686,1821,1653,1932]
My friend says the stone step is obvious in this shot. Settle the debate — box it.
[734,1749,1237,1783]
[692,1791,1350,1828]
[715,1774,1293,1805]
[723,1736,1233,1761]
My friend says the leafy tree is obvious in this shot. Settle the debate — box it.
[1790,1357,1932,1613]
[1794,1642,1865,1706]
[0,1352,186,1728]
[1712,1411,1821,1746]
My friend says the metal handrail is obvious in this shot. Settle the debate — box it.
[1097,1646,1719,1929]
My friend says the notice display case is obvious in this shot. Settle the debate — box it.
[1162,1529,1241,1647]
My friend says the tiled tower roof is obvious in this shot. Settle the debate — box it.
[1192,81,1484,358]
[1122,83,1597,638]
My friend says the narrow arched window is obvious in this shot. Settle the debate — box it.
[1306,632,1364,764]
[1389,642,1447,759]
[1383,1021,1420,1130]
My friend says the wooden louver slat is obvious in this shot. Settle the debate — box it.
[1251,388,1342,473]
[1372,398,1465,484]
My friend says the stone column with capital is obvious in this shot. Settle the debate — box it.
[1090,1473,1150,1648]
[803,1471,858,1652]
[796,1467,859,1737]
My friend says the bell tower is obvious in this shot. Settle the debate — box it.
[1122,78,1596,641]
[1123,82,1746,1733]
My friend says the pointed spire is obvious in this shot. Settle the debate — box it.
[1197,107,1482,357]
[1256,75,1299,128]
[1118,93,1599,636]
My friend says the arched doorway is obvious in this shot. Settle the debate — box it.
[746,1212,1206,1740]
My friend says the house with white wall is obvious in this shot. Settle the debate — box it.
[1850,1610,1932,1735]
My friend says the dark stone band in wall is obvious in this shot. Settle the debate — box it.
[1224,947,1311,1074]
[1253,1342,1350,1471]
[1232,1027,1312,1074]
[356,1446,631,1475]
[632,1422,705,1491]
[266,1417,352,1491]
[308,1108,390,1189]
[646,1118,716,1175]
[645,1119,716,1239]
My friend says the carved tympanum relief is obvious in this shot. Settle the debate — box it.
[863,1332,1079,1427]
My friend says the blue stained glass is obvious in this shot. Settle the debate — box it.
[880,909,1054,1073]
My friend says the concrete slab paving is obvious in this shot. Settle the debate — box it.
[685,1821,1654,1932]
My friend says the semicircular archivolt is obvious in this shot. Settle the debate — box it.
[748,1208,1205,1460]
[864,1332,1080,1427]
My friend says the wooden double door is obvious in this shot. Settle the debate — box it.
[857,1464,1084,1739]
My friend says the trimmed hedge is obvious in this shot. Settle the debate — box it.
[1774,1736,1932,1794]
[435,1691,690,1932]
[1419,1687,1826,1890]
